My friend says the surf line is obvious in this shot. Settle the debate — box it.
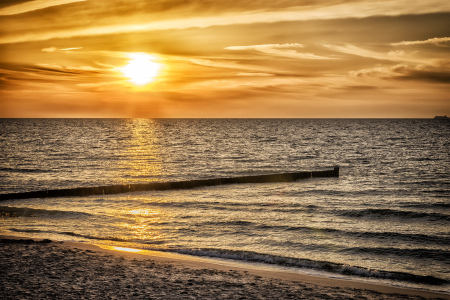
[0,167,339,201]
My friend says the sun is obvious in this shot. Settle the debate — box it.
[121,53,161,85]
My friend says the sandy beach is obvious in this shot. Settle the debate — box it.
[0,236,448,300]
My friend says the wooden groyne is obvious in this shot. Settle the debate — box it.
[0,167,339,201]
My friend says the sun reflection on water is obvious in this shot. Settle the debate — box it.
[104,246,143,253]
[117,207,166,243]
[107,120,169,249]
[119,119,163,184]
[126,208,160,217]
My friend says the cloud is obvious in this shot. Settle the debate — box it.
[225,43,304,50]
[2,0,450,44]
[392,64,450,83]
[185,76,307,91]
[60,47,83,51]
[42,47,57,52]
[0,0,85,16]
[236,73,274,77]
[189,58,245,70]
[391,37,450,46]
[322,44,386,59]
[187,58,279,74]
[351,63,450,84]
[0,61,111,91]
[76,80,125,88]
[226,43,335,60]
[42,46,83,52]
[34,63,103,74]
[339,85,378,91]
[322,43,424,63]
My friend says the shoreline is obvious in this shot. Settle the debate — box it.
[1,235,449,299]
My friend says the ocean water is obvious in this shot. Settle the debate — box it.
[0,119,449,293]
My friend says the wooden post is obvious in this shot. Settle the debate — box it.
[334,166,340,177]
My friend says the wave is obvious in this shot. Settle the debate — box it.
[58,231,128,242]
[7,226,448,285]
[408,157,441,162]
[255,225,450,246]
[353,231,450,247]
[196,220,450,247]
[158,247,448,285]
[341,247,450,262]
[9,228,46,234]
[8,228,129,243]
[0,206,92,218]
[9,228,168,245]
[401,202,450,209]
[0,168,339,201]
[0,167,51,174]
[207,220,255,226]
[340,208,450,222]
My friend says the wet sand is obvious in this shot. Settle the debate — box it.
[0,236,448,299]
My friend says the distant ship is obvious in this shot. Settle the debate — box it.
[434,115,449,120]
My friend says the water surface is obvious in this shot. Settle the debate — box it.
[1,119,449,292]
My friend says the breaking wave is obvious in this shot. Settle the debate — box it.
[0,206,92,218]
[401,202,450,209]
[159,247,448,285]
[8,228,129,243]
[340,208,450,222]
[341,247,450,262]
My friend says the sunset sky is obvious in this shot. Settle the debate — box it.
[1,0,449,118]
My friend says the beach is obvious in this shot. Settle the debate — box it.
[1,236,448,300]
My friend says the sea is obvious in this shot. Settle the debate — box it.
[0,119,449,293]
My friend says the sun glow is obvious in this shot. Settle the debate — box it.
[121,53,161,85]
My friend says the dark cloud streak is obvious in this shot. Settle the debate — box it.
[392,65,450,84]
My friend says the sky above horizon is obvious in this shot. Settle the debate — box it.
[1,0,449,118]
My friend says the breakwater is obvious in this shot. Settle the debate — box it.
[0,167,339,201]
